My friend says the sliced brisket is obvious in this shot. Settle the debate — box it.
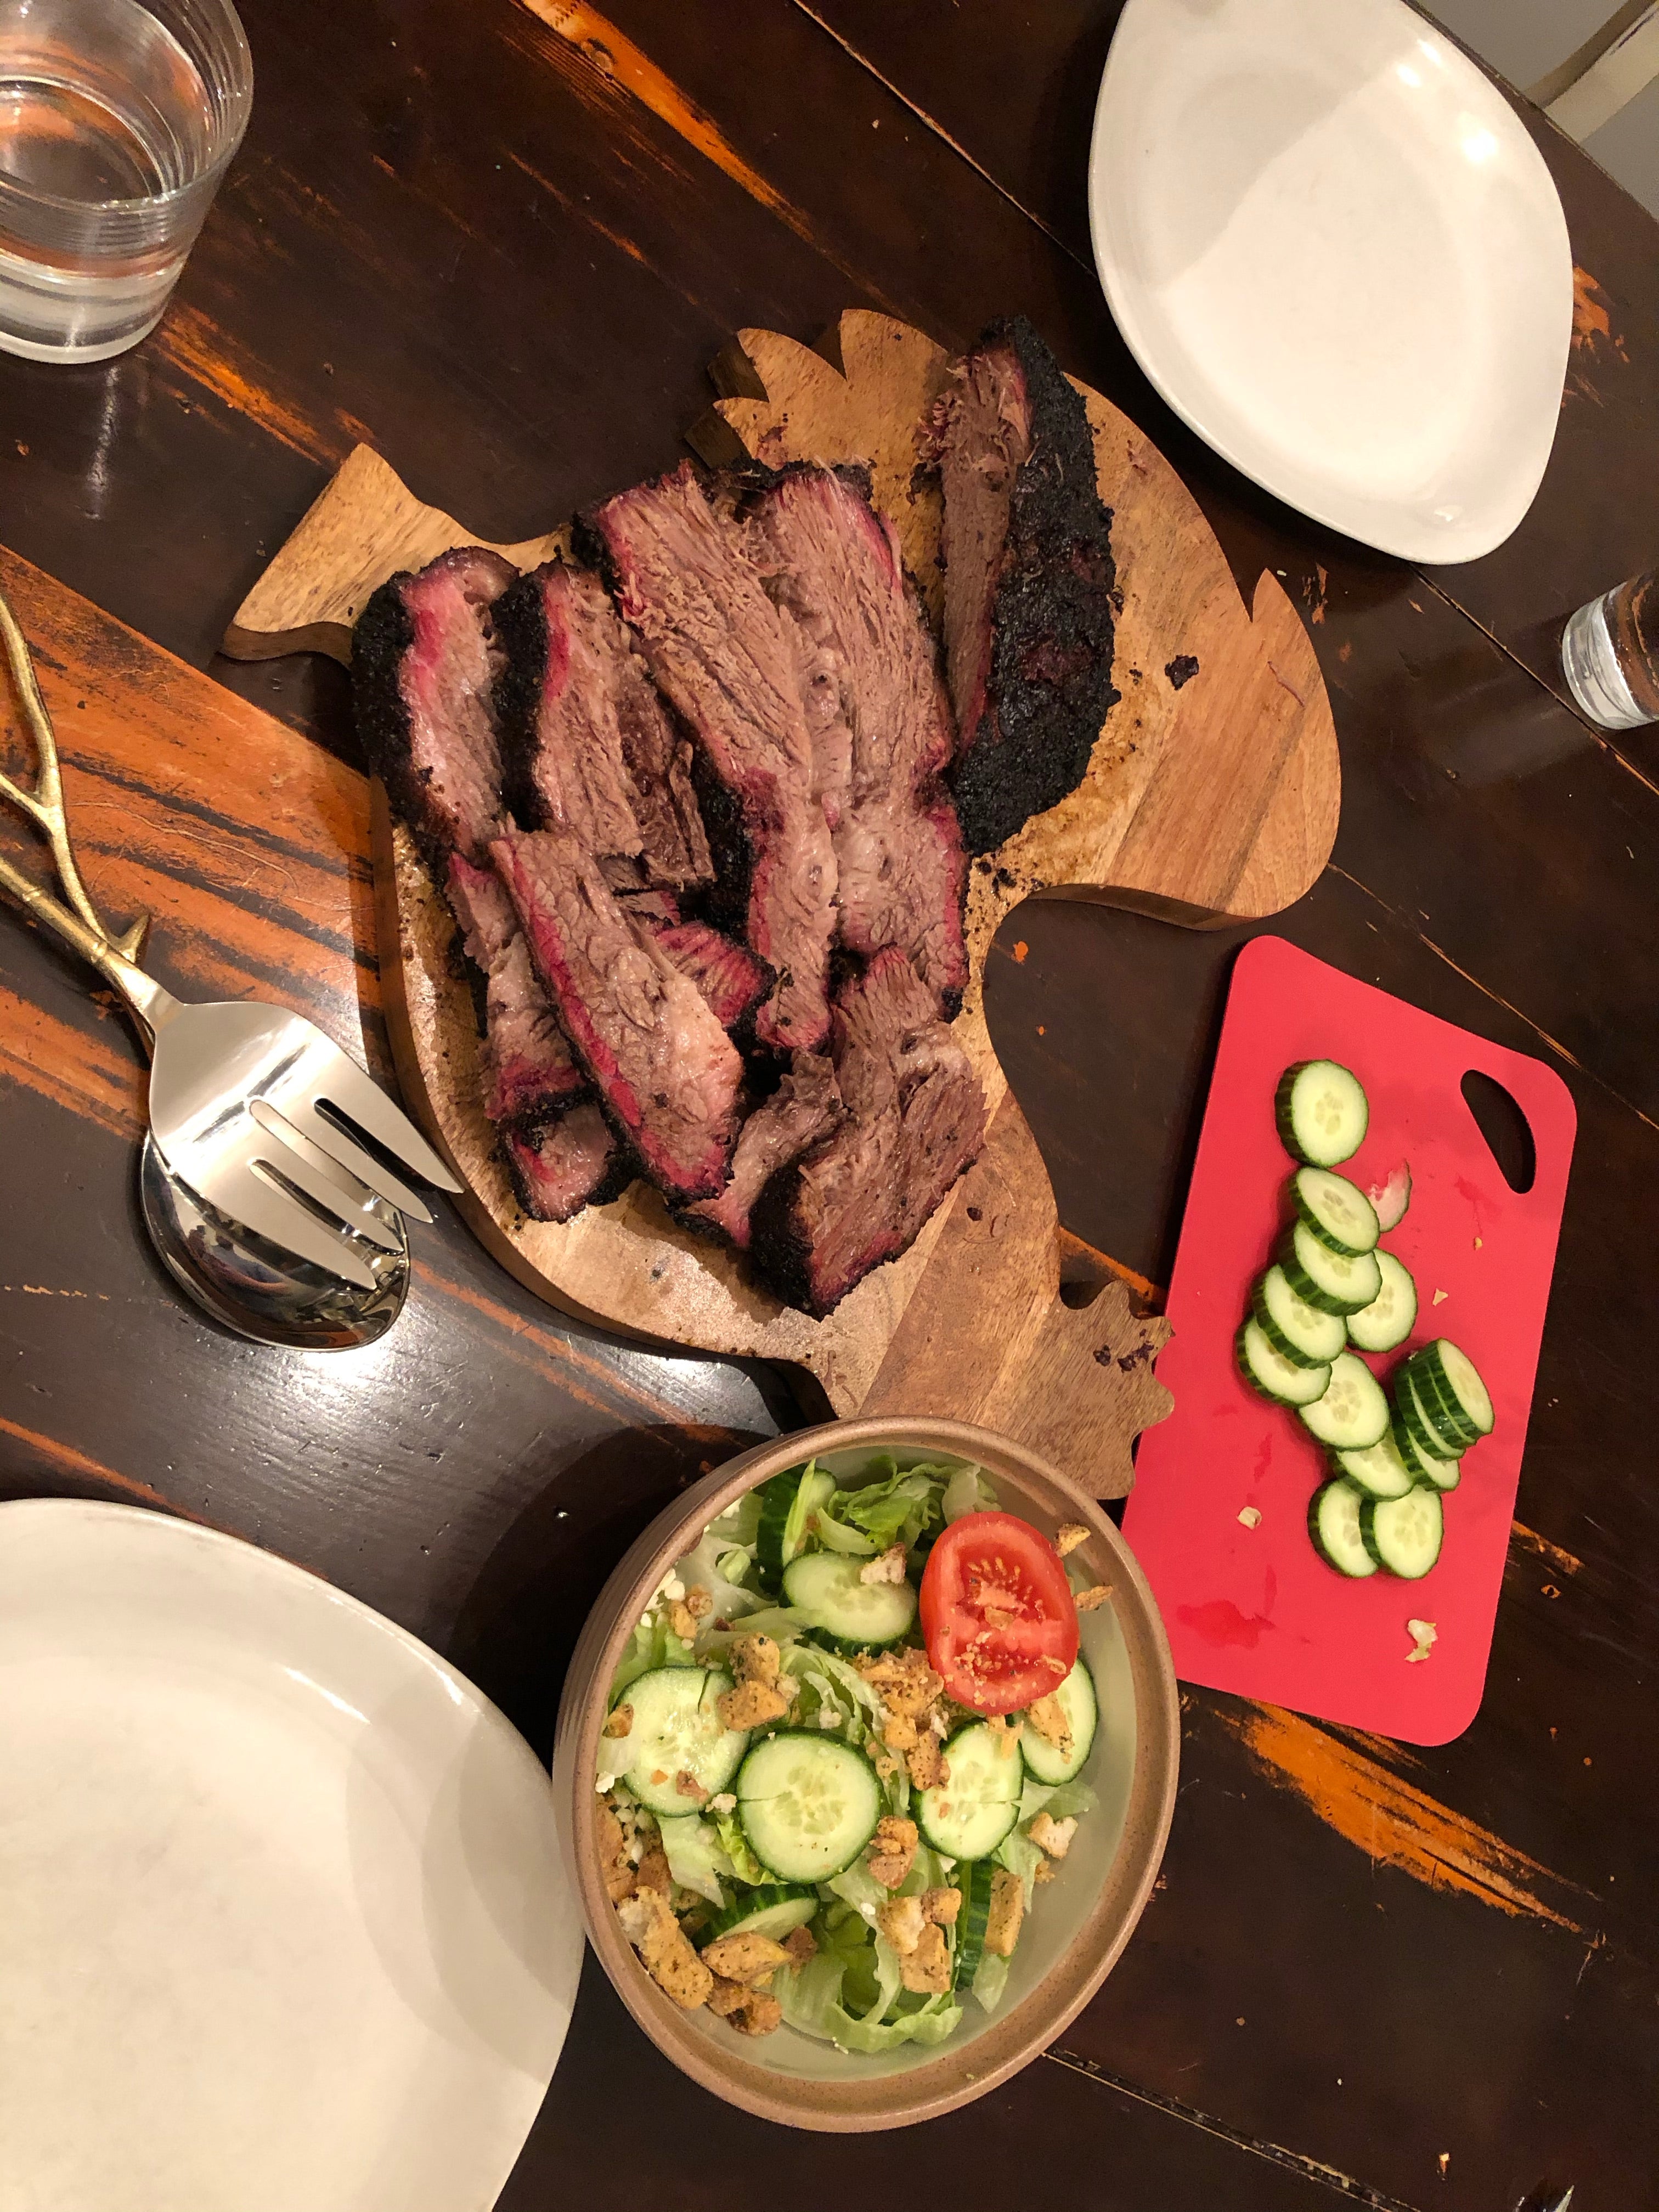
[493,557,712,893]
[686,1051,845,1252]
[445,853,584,1124]
[641,917,772,1037]
[492,827,743,1203]
[582,461,838,1053]
[353,546,518,867]
[746,465,968,1017]
[504,1101,625,1224]
[929,316,1120,856]
[749,947,986,1316]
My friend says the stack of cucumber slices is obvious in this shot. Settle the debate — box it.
[1237,1059,1494,1583]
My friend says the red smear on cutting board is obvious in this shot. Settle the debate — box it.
[1123,938,1575,1745]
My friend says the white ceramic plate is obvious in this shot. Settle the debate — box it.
[0,1500,579,2212]
[1088,0,1573,562]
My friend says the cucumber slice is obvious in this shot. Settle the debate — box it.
[1237,1317,1330,1408]
[781,1550,917,1650]
[706,1883,820,1944]
[1417,1338,1494,1438]
[1299,1350,1391,1450]
[1252,1265,1346,1368]
[1345,1251,1418,1353]
[1392,1411,1462,1491]
[953,1859,996,1989]
[1290,1166,1380,1257]
[623,1666,749,1816]
[735,1731,883,1882]
[1398,1365,1468,1458]
[1331,1429,1415,1500]
[915,1722,1024,1860]
[754,1462,835,1592]
[1279,1221,1383,1316]
[1361,1487,1444,1578]
[1277,1059,1368,1167]
[1308,1478,1380,1577]
[1019,1657,1098,1785]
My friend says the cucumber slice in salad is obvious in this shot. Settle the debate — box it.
[1299,1350,1391,1451]
[1361,1487,1444,1578]
[1289,1166,1379,1256]
[1345,1250,1417,1353]
[953,1859,996,1989]
[735,1731,884,1882]
[1252,1265,1346,1368]
[706,1883,820,1945]
[1308,1478,1380,1578]
[1276,1059,1368,1167]
[1280,1220,1382,1316]
[1019,1657,1098,1786]
[754,1463,835,1590]
[781,1550,917,1650]
[916,1722,1024,1860]
[623,1666,749,1816]
[1331,1429,1415,1501]
[1413,1339,1494,1440]
[1237,1317,1330,1407]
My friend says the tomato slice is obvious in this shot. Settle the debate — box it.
[918,1510,1079,1714]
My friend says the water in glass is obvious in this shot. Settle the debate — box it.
[1560,569,1659,732]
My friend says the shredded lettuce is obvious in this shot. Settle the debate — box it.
[943,1460,999,1522]
[596,1731,635,1788]
[969,1951,1009,2015]
[827,1461,943,1553]
[995,1821,1045,1906]
[611,1611,698,1702]
[707,1491,764,1547]
[712,1808,767,1888]
[809,1512,878,1557]
[674,1526,767,1624]
[778,1911,964,2052]
[657,1814,731,1908]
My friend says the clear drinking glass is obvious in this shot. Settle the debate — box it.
[1560,568,1659,732]
[0,0,251,364]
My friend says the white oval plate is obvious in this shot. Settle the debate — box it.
[1088,0,1573,563]
[0,1500,580,2212]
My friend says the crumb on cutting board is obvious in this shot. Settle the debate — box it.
[1406,1618,1438,1663]
[1238,1505,1261,1529]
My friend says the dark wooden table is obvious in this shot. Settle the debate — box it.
[1,3,1654,2204]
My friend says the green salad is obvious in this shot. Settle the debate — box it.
[595,1452,1110,2050]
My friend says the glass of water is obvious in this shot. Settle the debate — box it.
[0,0,251,363]
[1560,568,1659,732]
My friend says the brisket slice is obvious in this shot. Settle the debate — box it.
[352,547,518,867]
[445,854,584,1124]
[685,1052,845,1252]
[504,1101,626,1224]
[493,558,712,893]
[637,915,772,1036]
[746,464,968,1017]
[749,948,986,1316]
[929,316,1120,856]
[582,461,838,1053]
[492,827,743,1203]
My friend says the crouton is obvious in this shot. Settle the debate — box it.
[1029,1812,1077,1860]
[875,1894,926,1954]
[881,1712,919,1753]
[615,1887,713,2008]
[859,1544,908,1585]
[602,1702,633,1739]
[988,1713,1024,1759]
[781,1923,817,1966]
[1034,1857,1056,1884]
[716,1677,791,1731]
[904,1732,945,1790]
[1026,1691,1074,1763]
[922,1886,961,1927]
[1074,1583,1111,1613]
[685,1585,713,1621]
[700,1929,792,1985]
[1055,1522,1090,1556]
[730,1633,781,1686]
[635,1845,673,1895]
[855,1647,944,1717]
[867,1814,918,1888]
[596,1800,636,1903]
[871,1745,901,1785]
[707,1976,783,2035]
[674,1769,707,1802]
[983,1866,1025,1957]
[899,1922,951,1995]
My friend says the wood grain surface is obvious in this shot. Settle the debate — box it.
[232,304,1331,1467]
[0,0,1654,2204]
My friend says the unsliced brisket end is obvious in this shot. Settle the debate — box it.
[644,918,772,1036]
[582,461,838,1053]
[685,1051,845,1251]
[745,464,968,1018]
[929,317,1120,856]
[749,948,986,1316]
[444,854,584,1125]
[504,1100,627,1223]
[493,558,712,893]
[492,827,743,1203]
[353,547,518,868]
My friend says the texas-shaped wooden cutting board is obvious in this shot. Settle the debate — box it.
[224,310,1341,1494]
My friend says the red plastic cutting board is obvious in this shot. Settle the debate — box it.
[1123,937,1575,1743]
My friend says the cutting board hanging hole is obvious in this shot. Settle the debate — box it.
[1460,1070,1537,1193]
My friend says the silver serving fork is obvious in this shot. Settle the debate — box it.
[0,588,459,1290]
